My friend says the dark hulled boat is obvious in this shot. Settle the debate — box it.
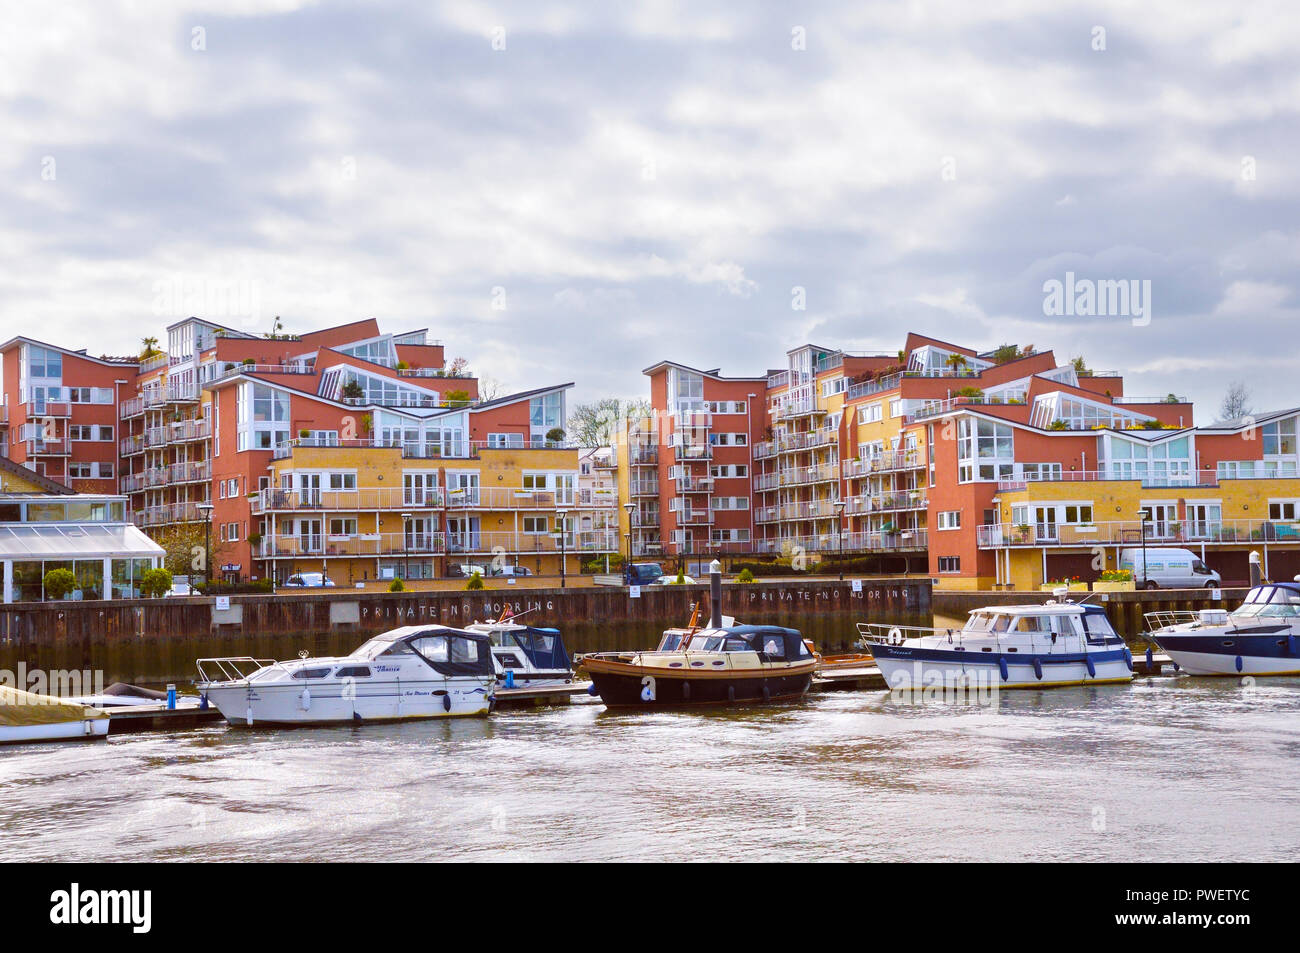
[581,624,816,708]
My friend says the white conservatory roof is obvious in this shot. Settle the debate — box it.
[0,523,164,560]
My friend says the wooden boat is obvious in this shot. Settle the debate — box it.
[582,609,816,707]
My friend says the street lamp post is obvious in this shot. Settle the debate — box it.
[1138,508,1150,590]
[555,508,568,588]
[401,512,412,582]
[833,499,847,581]
[196,502,214,589]
[623,501,636,584]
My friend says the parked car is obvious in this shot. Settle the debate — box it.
[625,562,665,586]
[490,565,533,577]
[1119,548,1220,589]
[653,572,697,585]
[165,576,193,597]
[447,563,489,578]
[283,572,337,588]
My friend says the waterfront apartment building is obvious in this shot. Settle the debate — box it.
[629,333,1300,588]
[2,317,614,586]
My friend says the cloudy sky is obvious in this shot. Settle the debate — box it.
[3,1,1298,419]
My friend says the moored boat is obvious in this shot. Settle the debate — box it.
[582,623,816,707]
[196,624,496,726]
[465,611,575,689]
[861,595,1134,690]
[1145,581,1300,676]
[0,685,110,745]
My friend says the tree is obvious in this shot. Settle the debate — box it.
[1220,381,1253,420]
[478,376,505,401]
[446,356,470,377]
[567,398,653,446]
[444,389,471,407]
[389,578,406,592]
[151,523,208,577]
[341,380,365,400]
[140,568,173,598]
[990,344,1020,364]
[1071,355,1092,377]
[43,568,77,600]
[140,336,162,359]
[944,353,969,376]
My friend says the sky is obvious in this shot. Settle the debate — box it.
[3,0,1299,421]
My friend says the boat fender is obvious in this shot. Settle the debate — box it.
[681,681,691,701]
[1172,661,1180,672]
[1235,655,1244,673]
[504,669,515,689]
[299,689,311,711]
[998,658,1009,681]
[443,694,452,712]
[1145,646,1154,667]
[587,682,599,696]
[727,685,735,702]
[246,703,253,727]
[199,693,209,711]
[352,711,363,723]
[1032,658,1043,681]
[640,676,656,703]
[761,684,771,703]
[1123,648,1132,671]
[1085,657,1096,678]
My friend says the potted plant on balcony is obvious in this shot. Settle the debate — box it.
[1014,523,1032,543]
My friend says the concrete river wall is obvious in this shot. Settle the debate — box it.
[0,579,931,685]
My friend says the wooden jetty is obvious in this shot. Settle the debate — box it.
[493,683,597,709]
[107,704,224,734]
[811,666,888,692]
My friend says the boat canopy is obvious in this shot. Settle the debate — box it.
[351,625,494,676]
[1232,585,1300,618]
[0,685,107,728]
[686,625,811,660]
[508,627,570,671]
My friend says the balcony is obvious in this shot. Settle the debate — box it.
[754,529,927,554]
[629,448,658,466]
[675,475,714,493]
[250,487,446,514]
[976,519,1300,549]
[630,480,659,498]
[843,450,923,478]
[445,487,578,510]
[259,533,445,559]
[445,530,618,555]
[675,509,714,526]
[777,401,826,420]
[27,439,69,456]
[169,460,211,484]
[576,487,618,507]
[673,443,712,462]
[131,502,205,527]
[119,397,145,419]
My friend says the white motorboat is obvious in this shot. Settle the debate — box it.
[861,595,1134,690]
[196,625,496,726]
[1145,582,1300,676]
[465,616,575,689]
[0,685,110,745]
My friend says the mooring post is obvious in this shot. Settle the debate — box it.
[709,558,722,628]
[1249,551,1262,587]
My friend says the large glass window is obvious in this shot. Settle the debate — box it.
[1262,418,1297,456]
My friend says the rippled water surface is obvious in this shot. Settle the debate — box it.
[3,676,1298,862]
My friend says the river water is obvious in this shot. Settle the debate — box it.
[3,673,1297,862]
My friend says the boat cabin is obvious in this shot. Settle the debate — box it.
[347,626,495,677]
[962,605,1122,644]
[660,625,814,661]
[1230,584,1300,619]
[474,623,571,673]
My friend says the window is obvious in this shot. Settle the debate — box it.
[859,404,883,425]
[291,668,333,679]
[487,432,524,448]
[1270,501,1298,521]
[328,518,358,536]
[328,473,356,491]
[1062,505,1093,524]
[937,511,961,530]
[1263,418,1298,456]
[523,516,549,534]
[938,556,960,572]
[334,666,371,678]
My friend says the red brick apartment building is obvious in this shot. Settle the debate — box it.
[629,334,1300,588]
[2,318,613,586]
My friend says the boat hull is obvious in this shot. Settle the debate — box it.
[1150,629,1300,676]
[0,718,110,745]
[199,678,494,726]
[870,644,1133,690]
[585,663,814,707]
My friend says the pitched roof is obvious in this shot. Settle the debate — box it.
[0,456,76,494]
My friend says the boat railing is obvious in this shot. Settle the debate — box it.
[196,657,280,683]
[857,621,961,646]
[1143,610,1201,633]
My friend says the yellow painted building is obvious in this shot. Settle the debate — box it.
[982,477,1300,590]
[250,445,617,583]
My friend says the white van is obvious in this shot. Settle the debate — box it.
[1119,547,1220,589]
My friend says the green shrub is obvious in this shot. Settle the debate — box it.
[43,568,77,600]
[736,568,755,583]
[389,578,407,592]
[465,572,485,590]
[140,567,173,598]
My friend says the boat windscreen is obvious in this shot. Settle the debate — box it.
[407,634,494,677]
[511,627,570,670]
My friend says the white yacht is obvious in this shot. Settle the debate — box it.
[861,596,1134,690]
[464,619,575,689]
[196,625,495,726]
[1146,581,1300,676]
